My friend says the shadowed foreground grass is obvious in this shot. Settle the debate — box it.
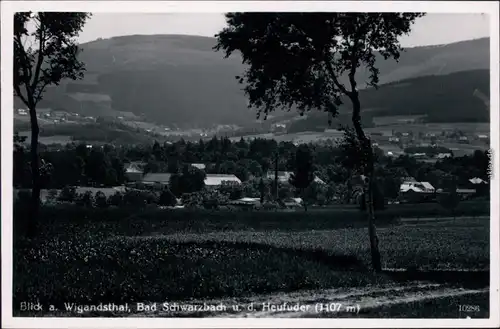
[14,237,392,311]
[13,205,490,316]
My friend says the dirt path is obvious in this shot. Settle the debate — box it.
[127,282,488,318]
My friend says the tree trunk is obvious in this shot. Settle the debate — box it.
[302,188,308,212]
[346,170,352,204]
[274,152,279,200]
[351,95,382,272]
[28,105,41,239]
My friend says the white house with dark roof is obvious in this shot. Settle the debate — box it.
[189,163,206,170]
[469,177,487,185]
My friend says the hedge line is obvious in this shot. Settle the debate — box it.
[14,200,489,236]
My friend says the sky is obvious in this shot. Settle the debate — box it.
[77,13,490,47]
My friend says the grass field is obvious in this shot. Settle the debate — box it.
[13,204,490,317]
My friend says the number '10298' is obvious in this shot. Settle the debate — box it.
[459,305,480,312]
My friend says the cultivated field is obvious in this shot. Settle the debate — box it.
[13,204,490,318]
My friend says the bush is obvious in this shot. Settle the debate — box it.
[58,186,77,202]
[94,191,108,208]
[202,190,229,210]
[75,191,94,208]
[180,192,204,209]
[122,189,158,207]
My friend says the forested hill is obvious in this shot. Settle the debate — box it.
[19,35,489,127]
[287,69,490,132]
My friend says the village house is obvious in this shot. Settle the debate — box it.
[400,181,435,193]
[399,180,435,203]
[124,162,146,182]
[436,153,452,159]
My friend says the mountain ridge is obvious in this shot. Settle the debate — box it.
[17,35,490,127]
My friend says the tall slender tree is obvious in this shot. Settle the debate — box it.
[14,12,91,237]
[215,12,424,271]
[289,145,315,211]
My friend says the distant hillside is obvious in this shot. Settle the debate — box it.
[17,35,489,127]
[288,69,490,132]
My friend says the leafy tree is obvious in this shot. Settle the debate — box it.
[76,191,94,208]
[289,145,315,211]
[169,167,206,197]
[215,12,424,271]
[159,189,177,206]
[14,12,91,236]
[58,186,77,202]
[278,184,294,200]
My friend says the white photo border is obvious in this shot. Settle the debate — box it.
[1,1,499,328]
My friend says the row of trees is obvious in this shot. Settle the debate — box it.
[15,133,490,198]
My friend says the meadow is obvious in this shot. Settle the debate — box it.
[13,203,490,317]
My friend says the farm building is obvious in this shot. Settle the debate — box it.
[436,153,452,159]
[142,173,172,187]
[205,174,241,189]
[469,177,488,185]
[400,181,435,193]
[75,186,126,197]
[399,181,435,203]
[189,163,206,170]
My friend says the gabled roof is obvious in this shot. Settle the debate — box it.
[126,167,142,173]
[420,182,435,191]
[142,173,172,183]
[205,174,241,186]
[400,181,434,193]
[190,163,206,170]
[469,177,487,185]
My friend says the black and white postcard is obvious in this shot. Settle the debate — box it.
[1,1,499,328]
